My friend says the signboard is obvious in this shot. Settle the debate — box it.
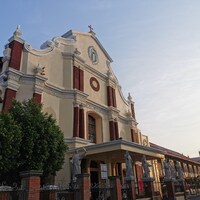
[100,164,108,179]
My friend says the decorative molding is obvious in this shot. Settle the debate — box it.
[8,36,24,44]
[33,63,45,76]
[65,137,91,149]
[106,60,110,67]
[0,71,8,86]
[73,90,88,106]
[84,63,107,81]
[2,48,11,62]
[13,25,22,37]
[74,48,81,55]
[88,46,98,64]
[106,106,120,121]
[127,92,134,104]
[62,52,85,64]
[34,75,47,94]
[66,139,164,157]
[8,25,24,44]
[6,69,22,91]
[24,42,55,56]
[62,30,113,62]
[44,82,88,102]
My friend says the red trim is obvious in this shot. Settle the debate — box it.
[9,40,23,70]
[2,88,16,112]
[33,93,42,104]
[114,121,119,139]
[135,165,144,195]
[107,86,113,107]
[112,88,117,108]
[73,66,84,92]
[109,121,115,140]
[131,129,134,142]
[79,69,84,92]
[73,66,79,90]
[73,107,80,137]
[132,129,139,143]
[107,86,117,107]
[79,108,85,138]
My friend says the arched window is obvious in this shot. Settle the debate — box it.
[88,115,96,143]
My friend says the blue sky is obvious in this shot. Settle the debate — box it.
[1,0,200,157]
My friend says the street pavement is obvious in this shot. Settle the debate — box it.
[187,194,200,199]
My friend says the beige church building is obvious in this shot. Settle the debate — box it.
[0,26,199,197]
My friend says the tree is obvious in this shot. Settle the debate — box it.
[0,99,67,182]
[0,113,22,175]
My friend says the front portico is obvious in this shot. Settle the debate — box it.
[67,138,164,195]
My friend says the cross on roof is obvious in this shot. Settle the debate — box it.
[88,25,93,32]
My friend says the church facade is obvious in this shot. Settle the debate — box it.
[0,26,199,196]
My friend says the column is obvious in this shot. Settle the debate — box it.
[142,178,155,199]
[107,86,113,107]
[20,170,43,200]
[125,177,136,200]
[79,107,85,139]
[9,40,23,70]
[73,105,80,137]
[33,93,42,104]
[109,176,122,200]
[114,121,119,139]
[2,88,16,112]
[75,173,90,200]
[164,179,176,200]
[109,120,115,140]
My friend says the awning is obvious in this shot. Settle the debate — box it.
[68,139,165,162]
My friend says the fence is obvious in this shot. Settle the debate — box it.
[90,183,112,200]
[185,178,200,195]
[40,184,75,200]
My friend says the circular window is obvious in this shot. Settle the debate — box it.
[90,77,100,91]
[88,46,98,64]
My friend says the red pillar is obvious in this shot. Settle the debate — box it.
[112,87,117,107]
[33,93,42,104]
[109,121,115,140]
[125,177,136,200]
[9,40,23,70]
[2,88,16,112]
[0,192,10,200]
[114,121,119,139]
[20,170,43,200]
[73,106,80,137]
[75,173,90,200]
[109,176,122,200]
[107,86,113,106]
[79,108,85,139]
[143,178,155,199]
[164,180,176,200]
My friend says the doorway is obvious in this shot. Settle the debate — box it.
[90,160,99,200]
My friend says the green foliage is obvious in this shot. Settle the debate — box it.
[0,113,22,174]
[0,99,67,181]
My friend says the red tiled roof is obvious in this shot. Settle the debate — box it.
[150,142,200,165]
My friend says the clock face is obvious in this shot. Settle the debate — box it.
[88,46,98,64]
[90,77,100,91]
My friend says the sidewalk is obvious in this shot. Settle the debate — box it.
[187,194,200,199]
